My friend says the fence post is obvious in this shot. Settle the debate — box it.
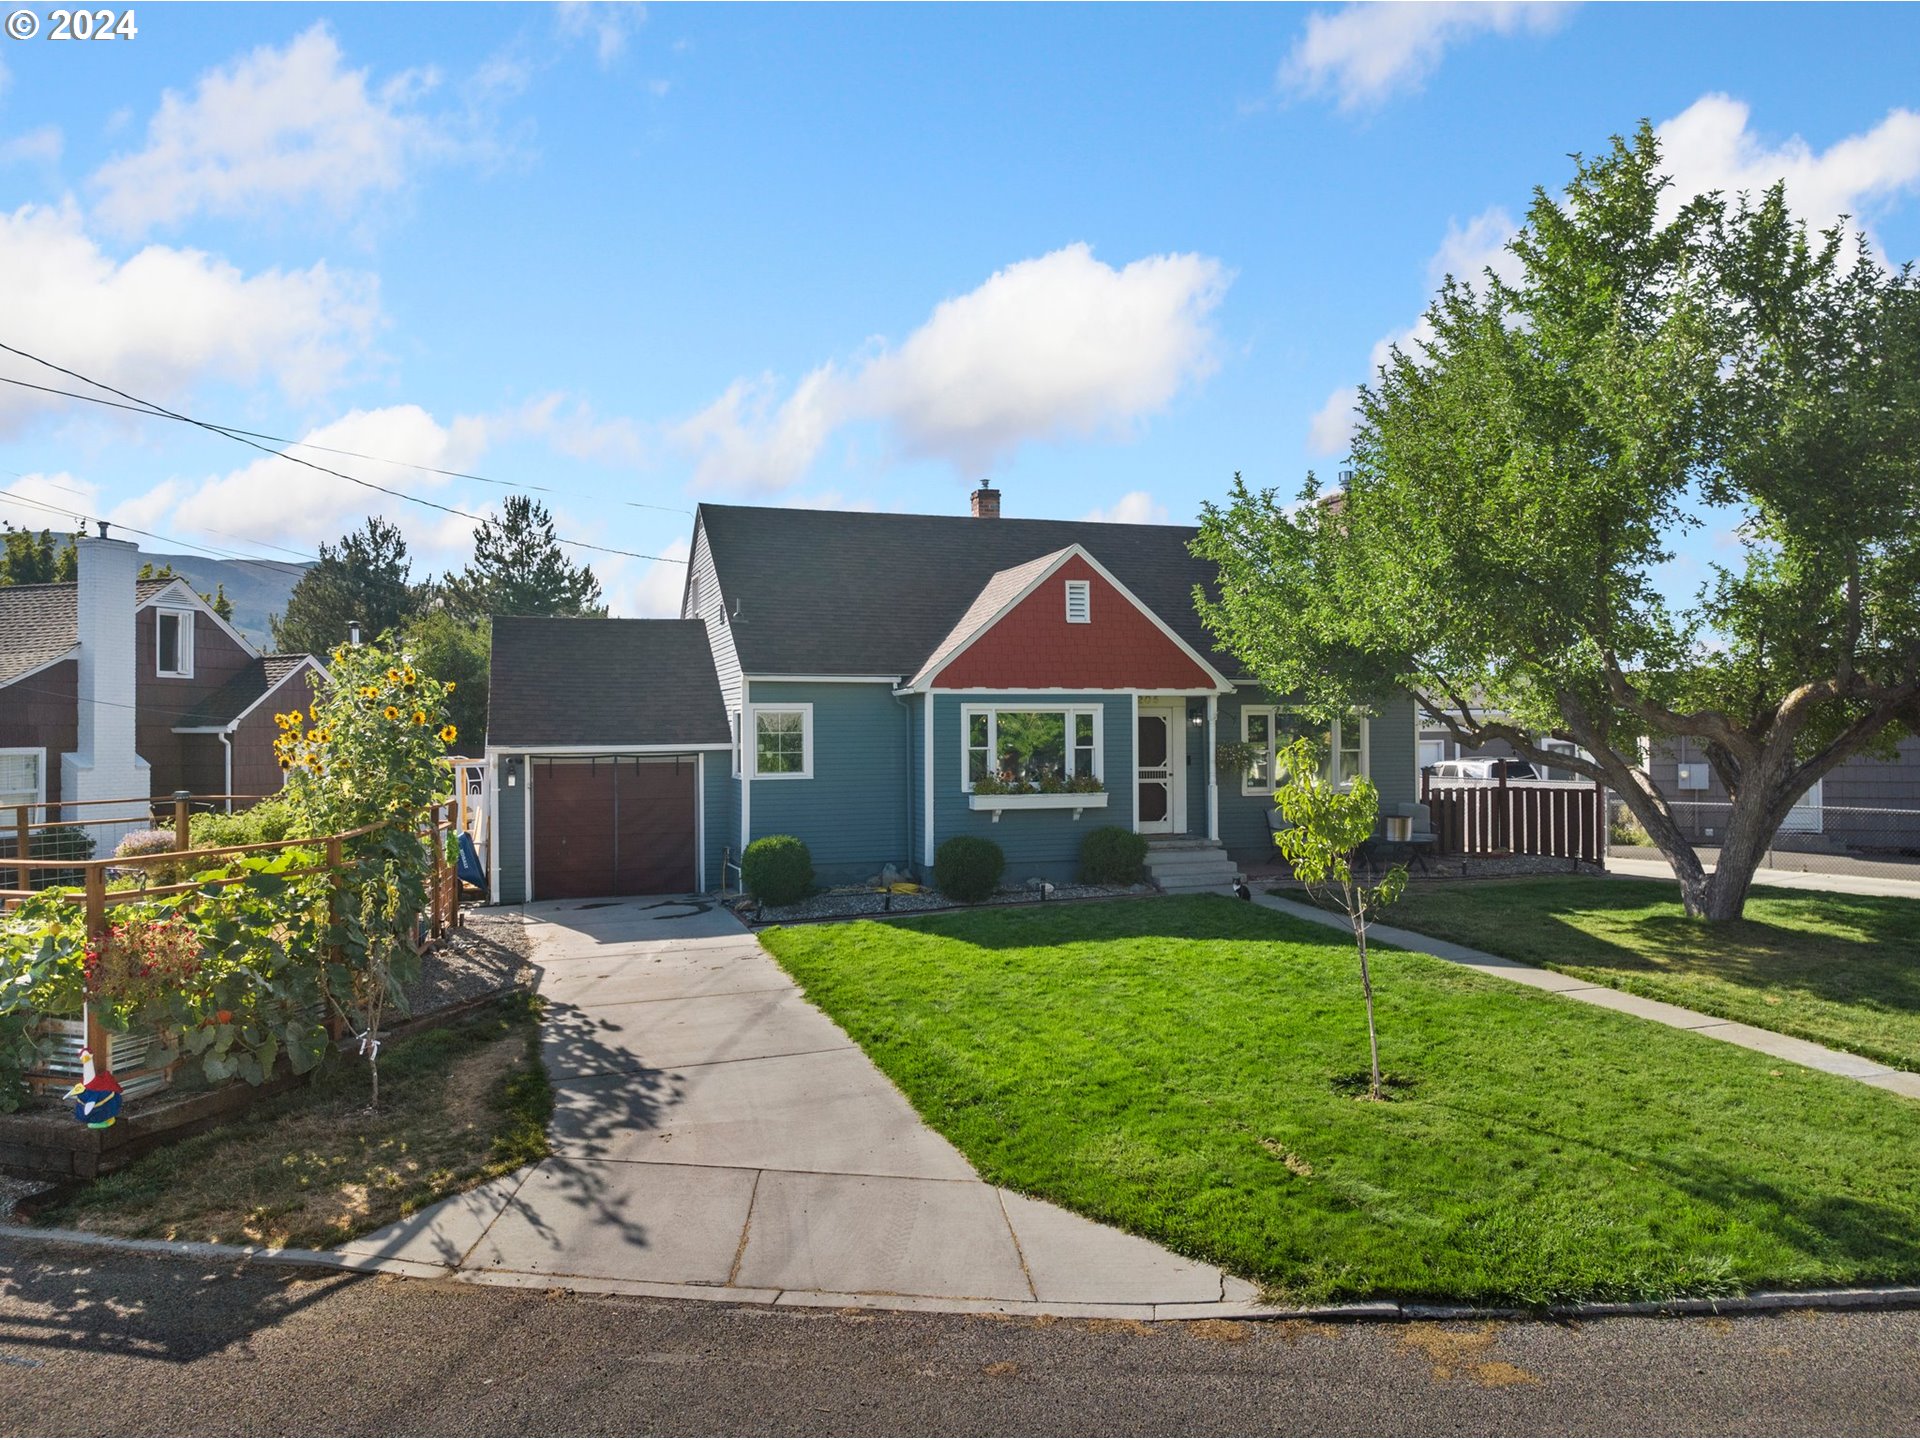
[430,803,447,938]
[325,835,345,1041]
[83,862,110,1064]
[12,803,26,893]
[172,790,192,852]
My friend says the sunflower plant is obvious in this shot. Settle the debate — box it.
[274,639,458,1107]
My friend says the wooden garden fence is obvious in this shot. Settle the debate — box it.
[1420,774,1608,864]
[2,791,463,1077]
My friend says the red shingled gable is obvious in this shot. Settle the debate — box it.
[933,555,1215,690]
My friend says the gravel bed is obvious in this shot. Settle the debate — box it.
[0,1171,55,1221]
[402,908,538,1016]
[731,881,1155,927]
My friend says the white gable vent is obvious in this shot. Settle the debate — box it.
[1065,579,1091,624]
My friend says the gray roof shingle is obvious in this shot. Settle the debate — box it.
[696,504,1229,678]
[487,617,730,748]
[0,578,177,684]
[172,655,319,730]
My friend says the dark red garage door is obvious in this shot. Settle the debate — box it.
[531,756,697,900]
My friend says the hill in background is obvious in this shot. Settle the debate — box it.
[145,552,309,649]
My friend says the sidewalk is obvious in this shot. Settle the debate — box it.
[1606,853,1920,901]
[1254,893,1920,1102]
[330,894,1263,1319]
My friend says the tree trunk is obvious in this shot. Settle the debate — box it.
[1353,909,1382,1101]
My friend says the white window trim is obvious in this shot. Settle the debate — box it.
[747,702,813,780]
[1240,707,1370,796]
[1064,579,1091,624]
[959,704,1105,794]
[0,746,47,812]
[154,606,195,678]
[729,710,743,779]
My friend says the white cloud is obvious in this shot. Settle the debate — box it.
[680,243,1229,491]
[164,405,484,561]
[1426,206,1520,290]
[0,126,62,167]
[617,535,691,618]
[0,471,102,534]
[558,2,644,66]
[1082,491,1170,525]
[90,24,454,235]
[1657,94,1920,247]
[463,392,651,469]
[1307,386,1361,457]
[0,200,379,435]
[1280,2,1568,112]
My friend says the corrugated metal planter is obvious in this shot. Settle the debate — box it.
[24,1019,178,1102]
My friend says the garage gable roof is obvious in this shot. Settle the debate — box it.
[488,617,730,748]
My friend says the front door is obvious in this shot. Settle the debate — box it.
[1136,703,1186,835]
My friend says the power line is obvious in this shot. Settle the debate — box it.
[0,470,321,565]
[0,371,692,517]
[0,485,316,584]
[0,343,687,563]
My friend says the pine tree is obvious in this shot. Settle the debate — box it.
[443,496,604,622]
[271,517,422,655]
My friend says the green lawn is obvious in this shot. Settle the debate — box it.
[35,994,552,1249]
[760,896,1920,1308]
[1379,878,1920,1072]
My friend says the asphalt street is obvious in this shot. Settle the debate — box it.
[1,1242,1917,1436]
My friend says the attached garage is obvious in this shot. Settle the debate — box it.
[486,618,732,904]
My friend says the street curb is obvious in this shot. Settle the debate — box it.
[7,1224,1920,1324]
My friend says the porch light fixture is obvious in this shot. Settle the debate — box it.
[1188,701,1206,728]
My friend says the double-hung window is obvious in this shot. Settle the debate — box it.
[962,706,1102,790]
[155,608,194,678]
[1240,707,1369,794]
[0,749,43,812]
[749,704,812,779]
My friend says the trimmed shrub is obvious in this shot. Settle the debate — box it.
[1079,825,1148,885]
[935,836,1005,903]
[742,834,814,906]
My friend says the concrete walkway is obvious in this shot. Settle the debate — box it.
[1254,893,1920,1102]
[332,895,1261,1318]
[1606,852,1920,901]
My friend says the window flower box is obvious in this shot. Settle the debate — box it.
[967,791,1110,823]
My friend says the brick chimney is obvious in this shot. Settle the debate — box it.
[62,526,150,846]
[970,483,1001,519]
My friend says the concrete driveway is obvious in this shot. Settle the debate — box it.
[336,896,1259,1318]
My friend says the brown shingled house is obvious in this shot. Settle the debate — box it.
[0,531,325,835]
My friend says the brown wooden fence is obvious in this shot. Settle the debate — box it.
[1421,777,1608,863]
[2,792,463,1084]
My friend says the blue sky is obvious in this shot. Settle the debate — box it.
[1,2,1917,614]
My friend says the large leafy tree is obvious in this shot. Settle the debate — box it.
[442,495,604,622]
[402,607,490,753]
[271,517,422,655]
[1194,125,1920,922]
[0,526,77,585]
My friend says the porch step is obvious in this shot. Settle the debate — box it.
[1143,841,1239,895]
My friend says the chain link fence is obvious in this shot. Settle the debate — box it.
[1610,798,1920,883]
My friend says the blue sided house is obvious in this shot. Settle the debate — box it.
[483,486,1419,902]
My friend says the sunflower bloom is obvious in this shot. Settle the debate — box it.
[384,706,400,720]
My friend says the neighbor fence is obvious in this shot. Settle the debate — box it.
[1614,798,1920,883]
[1421,774,1609,864]
[1,791,463,1098]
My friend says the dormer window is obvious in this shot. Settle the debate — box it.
[155,608,193,678]
[1064,579,1091,624]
